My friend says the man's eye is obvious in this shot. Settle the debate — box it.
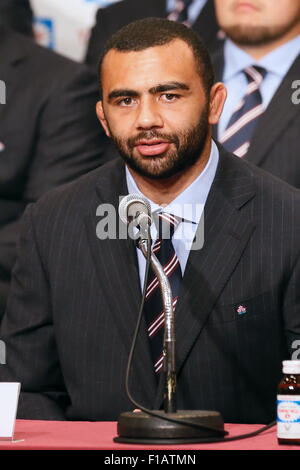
[161,93,179,102]
[119,97,134,106]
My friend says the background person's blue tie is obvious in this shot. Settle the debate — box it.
[220,66,267,158]
[144,212,182,376]
[168,0,194,26]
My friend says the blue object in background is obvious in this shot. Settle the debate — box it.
[34,17,55,49]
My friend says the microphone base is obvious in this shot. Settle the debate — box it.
[114,410,225,445]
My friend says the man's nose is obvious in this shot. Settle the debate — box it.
[135,98,164,130]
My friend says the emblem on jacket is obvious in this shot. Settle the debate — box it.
[236,305,247,315]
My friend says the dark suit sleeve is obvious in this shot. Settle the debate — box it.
[22,64,113,201]
[0,220,21,314]
[283,251,300,357]
[0,62,116,314]
[0,204,69,420]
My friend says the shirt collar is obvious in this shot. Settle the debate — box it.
[224,34,300,81]
[125,139,219,225]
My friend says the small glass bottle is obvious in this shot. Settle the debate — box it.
[277,360,300,445]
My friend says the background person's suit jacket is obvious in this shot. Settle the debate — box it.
[0,0,33,37]
[212,47,300,189]
[0,27,115,317]
[85,0,220,67]
[0,145,299,424]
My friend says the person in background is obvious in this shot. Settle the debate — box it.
[212,0,300,188]
[85,0,221,67]
[0,25,115,318]
[0,0,33,37]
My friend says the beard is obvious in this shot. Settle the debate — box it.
[223,18,300,46]
[108,106,210,180]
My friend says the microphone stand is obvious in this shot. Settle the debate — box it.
[114,227,225,444]
[139,238,177,414]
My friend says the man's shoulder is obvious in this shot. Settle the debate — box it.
[4,27,96,83]
[31,157,124,217]
[217,146,300,207]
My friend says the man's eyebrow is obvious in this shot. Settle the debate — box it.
[149,82,190,94]
[108,89,140,101]
[107,82,190,101]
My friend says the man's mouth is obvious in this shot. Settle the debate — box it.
[235,1,259,13]
[135,139,171,156]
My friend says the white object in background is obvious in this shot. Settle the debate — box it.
[31,0,123,62]
[0,383,21,440]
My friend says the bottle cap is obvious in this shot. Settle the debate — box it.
[282,360,300,374]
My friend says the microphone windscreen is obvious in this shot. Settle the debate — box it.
[118,194,151,224]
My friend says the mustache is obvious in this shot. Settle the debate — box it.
[127,130,180,148]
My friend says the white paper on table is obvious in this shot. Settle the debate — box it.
[0,383,21,440]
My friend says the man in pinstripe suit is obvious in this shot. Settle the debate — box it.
[0,19,299,424]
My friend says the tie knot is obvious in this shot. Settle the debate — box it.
[176,0,193,10]
[168,0,193,25]
[154,212,181,240]
[244,66,267,85]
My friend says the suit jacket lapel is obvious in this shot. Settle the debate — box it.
[84,159,157,407]
[154,147,257,407]
[246,54,300,166]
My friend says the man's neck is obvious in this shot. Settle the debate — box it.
[234,28,300,61]
[128,138,212,206]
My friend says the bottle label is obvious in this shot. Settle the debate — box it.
[277,395,300,438]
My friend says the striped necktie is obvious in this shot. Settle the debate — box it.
[220,66,267,158]
[144,212,182,375]
[167,0,194,26]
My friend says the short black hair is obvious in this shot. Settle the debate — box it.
[98,17,215,97]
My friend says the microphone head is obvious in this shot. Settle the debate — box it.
[119,194,151,225]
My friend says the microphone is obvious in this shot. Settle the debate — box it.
[119,194,152,238]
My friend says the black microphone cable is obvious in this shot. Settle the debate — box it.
[124,227,276,443]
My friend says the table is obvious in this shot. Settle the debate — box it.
[0,420,299,450]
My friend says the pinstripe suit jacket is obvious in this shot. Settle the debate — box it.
[0,145,299,424]
[212,47,300,189]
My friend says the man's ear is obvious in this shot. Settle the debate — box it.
[96,101,111,137]
[208,82,227,125]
